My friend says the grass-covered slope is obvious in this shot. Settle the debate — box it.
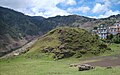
[26,27,110,59]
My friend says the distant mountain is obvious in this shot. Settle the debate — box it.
[0,6,44,56]
[101,14,120,20]
[44,15,96,30]
[37,14,120,32]
[0,6,119,56]
[96,14,120,27]
[26,27,110,59]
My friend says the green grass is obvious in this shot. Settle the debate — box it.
[0,44,120,75]
[99,44,120,56]
[0,56,120,75]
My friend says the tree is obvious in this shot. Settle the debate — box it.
[107,34,113,40]
[112,34,120,44]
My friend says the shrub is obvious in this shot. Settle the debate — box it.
[74,51,82,58]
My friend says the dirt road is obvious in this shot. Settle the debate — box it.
[0,38,38,59]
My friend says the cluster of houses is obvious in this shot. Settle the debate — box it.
[92,21,120,39]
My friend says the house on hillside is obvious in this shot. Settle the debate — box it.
[97,24,108,39]
[115,21,120,34]
[108,21,120,35]
[92,21,120,39]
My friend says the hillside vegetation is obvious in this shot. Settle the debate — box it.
[0,6,119,57]
[26,27,111,59]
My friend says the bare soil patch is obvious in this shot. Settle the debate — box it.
[84,55,120,67]
[77,54,120,67]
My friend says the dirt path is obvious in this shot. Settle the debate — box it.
[85,58,120,67]
[0,38,38,59]
[86,55,120,67]
[81,55,120,67]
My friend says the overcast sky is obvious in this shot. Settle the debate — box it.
[0,0,120,18]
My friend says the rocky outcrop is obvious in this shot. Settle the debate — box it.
[78,64,95,71]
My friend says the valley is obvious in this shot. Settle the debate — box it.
[0,6,120,57]
[0,6,120,75]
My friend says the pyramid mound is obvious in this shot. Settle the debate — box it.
[26,27,110,59]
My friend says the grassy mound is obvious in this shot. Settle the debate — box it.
[26,27,111,59]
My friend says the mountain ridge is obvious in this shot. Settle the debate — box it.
[0,6,119,57]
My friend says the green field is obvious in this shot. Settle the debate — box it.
[0,44,120,75]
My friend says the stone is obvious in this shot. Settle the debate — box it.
[78,64,95,71]
[106,66,112,69]
[13,53,19,56]
[69,64,78,67]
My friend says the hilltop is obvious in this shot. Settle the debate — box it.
[26,27,110,59]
